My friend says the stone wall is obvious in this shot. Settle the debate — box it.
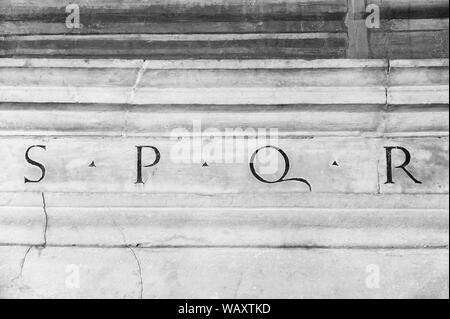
[0,0,448,298]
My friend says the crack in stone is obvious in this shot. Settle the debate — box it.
[122,60,149,137]
[10,246,33,284]
[385,58,391,112]
[109,214,144,298]
[374,59,392,189]
[375,59,391,137]
[128,60,149,105]
[41,193,48,247]
[129,248,144,299]
[109,212,129,246]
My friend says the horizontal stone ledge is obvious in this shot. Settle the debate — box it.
[0,86,387,105]
[0,57,445,70]
[0,21,348,36]
[0,32,348,59]
[1,33,344,42]
[1,57,445,69]
[0,30,446,61]
[369,30,449,59]
[44,207,450,248]
[376,18,449,32]
[0,207,45,246]
[0,58,448,105]
[0,104,448,137]
[0,58,389,69]
[367,0,449,20]
[1,206,447,248]
[2,192,447,247]
[388,86,449,105]
[1,246,448,298]
[0,137,447,194]
[1,192,448,209]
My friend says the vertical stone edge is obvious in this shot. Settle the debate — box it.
[346,0,370,58]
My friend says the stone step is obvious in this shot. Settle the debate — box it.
[1,246,448,298]
[0,59,448,106]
